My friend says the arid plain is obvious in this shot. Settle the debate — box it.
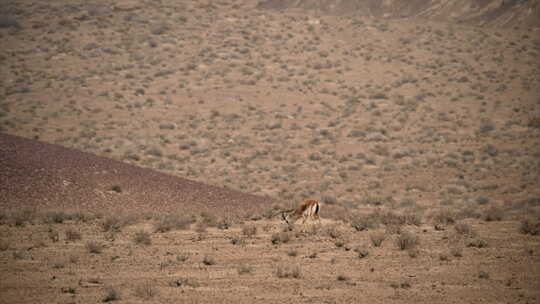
[1,0,539,303]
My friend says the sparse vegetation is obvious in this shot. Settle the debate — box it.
[0,1,537,303]
[275,264,301,279]
[134,281,158,300]
[369,231,387,247]
[202,255,216,266]
[86,241,104,254]
[133,230,152,245]
[242,225,257,237]
[154,214,194,232]
[519,217,539,235]
[65,228,82,241]
[102,286,121,302]
[271,232,291,244]
[396,231,419,250]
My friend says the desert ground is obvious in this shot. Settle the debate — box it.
[1,0,539,303]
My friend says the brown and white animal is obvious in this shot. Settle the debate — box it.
[281,199,321,225]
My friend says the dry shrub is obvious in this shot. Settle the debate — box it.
[275,264,301,278]
[403,210,423,226]
[450,247,463,257]
[103,286,121,302]
[200,212,219,227]
[102,216,126,232]
[467,238,488,248]
[325,224,343,239]
[0,239,10,251]
[133,230,152,245]
[271,232,291,244]
[483,206,503,222]
[134,281,158,300]
[230,235,245,246]
[43,210,70,224]
[86,240,104,254]
[337,274,350,281]
[433,208,456,226]
[395,231,419,250]
[355,246,370,258]
[169,277,199,288]
[237,264,254,275]
[8,208,36,227]
[216,217,232,230]
[454,221,476,237]
[202,255,216,265]
[350,212,380,231]
[242,225,257,237]
[519,217,540,235]
[369,231,387,247]
[65,228,82,241]
[154,214,194,232]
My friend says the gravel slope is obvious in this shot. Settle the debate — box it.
[0,133,273,217]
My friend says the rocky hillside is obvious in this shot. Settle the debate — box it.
[257,0,540,27]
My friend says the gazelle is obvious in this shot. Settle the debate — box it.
[280,199,321,225]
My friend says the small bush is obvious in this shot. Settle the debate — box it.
[102,216,125,232]
[202,255,216,265]
[0,239,9,251]
[350,213,379,231]
[200,212,219,227]
[467,238,488,248]
[86,241,104,254]
[134,281,158,300]
[483,206,503,222]
[237,264,254,275]
[230,235,245,246]
[48,229,60,242]
[454,222,476,237]
[176,253,189,263]
[334,238,346,248]
[403,210,422,226]
[133,230,152,246]
[43,210,69,224]
[275,264,301,279]
[369,232,387,247]
[450,247,463,257]
[9,209,36,227]
[325,225,343,239]
[337,274,350,281]
[395,231,419,250]
[169,277,199,288]
[154,214,194,232]
[478,271,490,279]
[433,208,456,226]
[355,246,370,258]
[103,286,121,302]
[242,225,257,237]
[65,228,82,241]
[271,232,291,244]
[519,217,540,235]
[0,15,21,29]
[110,185,122,193]
[287,249,298,257]
[216,217,231,230]
[476,196,490,205]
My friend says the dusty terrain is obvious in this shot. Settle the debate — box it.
[1,0,540,303]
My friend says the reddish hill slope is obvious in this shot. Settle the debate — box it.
[0,133,273,217]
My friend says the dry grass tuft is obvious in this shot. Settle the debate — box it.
[396,231,419,250]
[275,264,301,279]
